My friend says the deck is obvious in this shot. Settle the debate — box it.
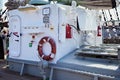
[0,60,42,80]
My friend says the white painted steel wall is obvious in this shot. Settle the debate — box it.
[8,4,80,63]
[77,7,102,46]
[77,8,98,31]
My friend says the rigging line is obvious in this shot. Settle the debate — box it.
[115,8,120,21]
[104,10,109,21]
[108,9,115,25]
[108,9,113,21]
[102,10,106,21]
[102,9,107,26]
[1,8,8,16]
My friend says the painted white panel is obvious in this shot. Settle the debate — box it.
[8,4,80,63]
[77,8,98,30]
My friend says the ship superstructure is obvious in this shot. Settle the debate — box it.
[6,0,120,80]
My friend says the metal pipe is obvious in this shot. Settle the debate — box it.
[52,66,115,79]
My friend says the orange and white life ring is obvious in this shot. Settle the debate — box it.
[38,36,56,61]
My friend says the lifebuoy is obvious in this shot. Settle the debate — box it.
[38,36,56,61]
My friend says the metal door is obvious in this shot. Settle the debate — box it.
[9,15,21,57]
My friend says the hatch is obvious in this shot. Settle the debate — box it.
[9,15,21,57]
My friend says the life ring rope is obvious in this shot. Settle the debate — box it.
[38,36,56,61]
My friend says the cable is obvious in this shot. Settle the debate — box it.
[77,17,80,31]
[69,25,80,34]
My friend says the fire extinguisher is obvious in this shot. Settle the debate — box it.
[97,26,102,36]
[66,24,72,38]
